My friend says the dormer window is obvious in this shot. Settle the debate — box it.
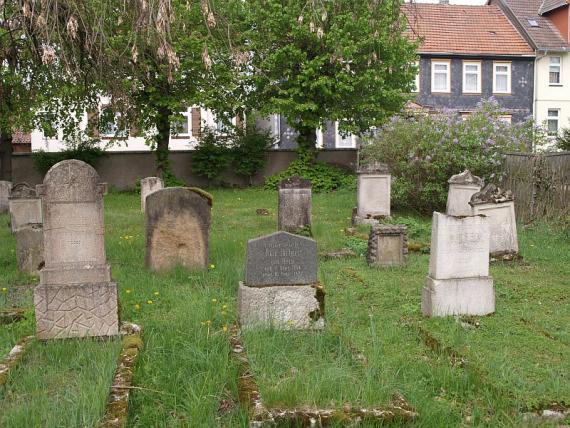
[528,19,539,27]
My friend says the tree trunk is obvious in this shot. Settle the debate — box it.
[0,127,13,181]
[155,106,172,178]
[296,125,317,153]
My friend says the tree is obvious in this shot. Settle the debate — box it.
[241,0,418,151]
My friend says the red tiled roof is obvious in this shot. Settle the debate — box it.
[404,4,534,56]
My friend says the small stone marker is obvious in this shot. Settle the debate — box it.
[145,187,212,272]
[421,212,495,316]
[9,182,43,233]
[34,160,119,339]
[278,176,312,234]
[239,231,324,329]
[469,184,518,257]
[0,180,12,214]
[15,224,44,274]
[367,224,408,267]
[353,162,391,225]
[446,170,483,216]
[140,176,164,212]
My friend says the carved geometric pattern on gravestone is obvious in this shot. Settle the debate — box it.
[145,187,212,271]
[245,231,317,286]
[367,224,408,266]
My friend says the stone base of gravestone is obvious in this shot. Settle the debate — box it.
[9,198,42,233]
[238,282,324,330]
[421,276,495,316]
[367,224,408,267]
[351,208,391,226]
[471,201,518,256]
[15,224,44,275]
[34,282,119,339]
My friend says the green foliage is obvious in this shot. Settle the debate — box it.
[264,150,356,193]
[32,139,106,175]
[360,99,543,213]
[232,125,275,181]
[343,236,368,256]
[556,126,570,151]
[241,0,419,148]
[191,127,232,184]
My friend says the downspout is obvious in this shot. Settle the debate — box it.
[533,50,547,153]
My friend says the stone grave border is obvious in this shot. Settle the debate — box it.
[366,224,408,267]
[229,324,418,425]
[99,322,143,428]
[0,335,35,385]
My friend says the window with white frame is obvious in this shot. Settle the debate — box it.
[335,122,356,148]
[463,61,481,93]
[99,109,128,138]
[547,109,560,135]
[431,60,450,93]
[493,62,511,94]
[412,61,420,92]
[171,110,191,137]
[549,56,561,85]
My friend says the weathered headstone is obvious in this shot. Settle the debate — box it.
[353,162,391,225]
[0,180,12,214]
[278,176,312,234]
[140,176,164,212]
[421,212,495,316]
[15,224,44,274]
[9,182,42,233]
[367,224,408,267]
[145,187,212,272]
[34,160,118,339]
[239,231,324,329]
[446,170,483,216]
[469,184,518,257]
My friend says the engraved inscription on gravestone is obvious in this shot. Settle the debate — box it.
[245,231,317,286]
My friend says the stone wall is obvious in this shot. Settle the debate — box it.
[12,149,357,190]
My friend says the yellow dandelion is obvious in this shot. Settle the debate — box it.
[222,325,228,332]
[222,304,228,310]
[126,289,132,294]
[201,321,206,326]
[209,264,215,269]
[211,298,217,303]
[287,320,296,326]
[1,287,7,292]
[154,291,160,296]
[134,304,140,310]
[205,320,211,325]
[147,300,153,305]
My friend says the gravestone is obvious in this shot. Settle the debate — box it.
[367,224,408,267]
[9,182,42,233]
[239,231,324,329]
[470,184,518,257]
[145,187,212,272]
[34,160,118,339]
[0,180,12,214]
[421,212,495,316]
[446,170,483,216]
[140,176,164,212]
[278,176,312,234]
[15,224,44,274]
[353,162,391,225]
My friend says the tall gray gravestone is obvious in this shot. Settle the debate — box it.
[278,176,312,234]
[9,182,43,232]
[239,231,324,329]
[0,180,12,214]
[353,162,391,225]
[421,212,495,316]
[145,187,212,272]
[140,176,164,212]
[446,170,483,216]
[34,160,119,339]
[470,184,518,257]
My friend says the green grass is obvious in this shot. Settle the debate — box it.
[1,188,569,427]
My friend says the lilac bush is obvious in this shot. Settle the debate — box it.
[360,99,544,213]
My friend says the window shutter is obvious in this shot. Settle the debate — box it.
[191,108,201,137]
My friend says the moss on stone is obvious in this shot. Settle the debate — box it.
[188,187,214,206]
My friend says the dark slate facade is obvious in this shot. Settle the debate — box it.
[415,56,535,123]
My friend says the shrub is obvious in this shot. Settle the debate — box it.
[556,127,570,151]
[232,125,275,183]
[264,150,356,193]
[191,127,233,185]
[32,138,106,175]
[360,99,543,213]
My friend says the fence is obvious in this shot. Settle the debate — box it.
[503,152,570,223]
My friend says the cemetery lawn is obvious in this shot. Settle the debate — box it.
[0,188,569,427]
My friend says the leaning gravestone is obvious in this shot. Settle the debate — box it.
[353,162,391,225]
[367,224,408,267]
[0,180,12,214]
[9,182,42,232]
[421,212,495,316]
[469,184,518,257]
[446,170,483,216]
[278,176,312,234]
[239,231,324,329]
[34,160,119,339]
[140,176,164,212]
[145,187,212,272]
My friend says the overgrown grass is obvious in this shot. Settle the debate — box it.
[0,188,569,427]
